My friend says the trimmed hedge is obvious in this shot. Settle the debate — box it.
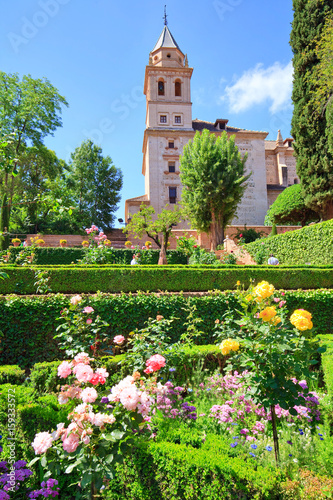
[29,345,225,394]
[245,219,333,265]
[4,247,187,266]
[1,264,333,294]
[1,290,332,368]
[104,439,283,500]
[0,364,25,384]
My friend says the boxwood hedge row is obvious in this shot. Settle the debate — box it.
[1,290,332,368]
[245,219,333,265]
[1,265,333,294]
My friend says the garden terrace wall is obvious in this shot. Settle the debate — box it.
[245,219,333,265]
[1,290,332,367]
[1,265,333,294]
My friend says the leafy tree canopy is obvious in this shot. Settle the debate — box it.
[125,203,185,263]
[179,129,249,249]
[68,139,123,231]
[265,184,320,227]
[290,0,333,220]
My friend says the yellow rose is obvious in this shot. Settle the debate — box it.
[290,309,313,331]
[253,281,275,300]
[259,306,277,322]
[220,338,240,355]
[245,294,253,302]
[236,280,241,286]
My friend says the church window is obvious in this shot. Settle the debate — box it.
[167,53,171,58]
[175,80,182,97]
[175,116,181,124]
[288,141,293,147]
[160,115,167,124]
[168,162,175,173]
[158,81,165,96]
[294,178,299,184]
[169,187,177,204]
[168,141,174,149]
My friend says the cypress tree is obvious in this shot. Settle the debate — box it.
[290,0,333,220]
[0,193,10,250]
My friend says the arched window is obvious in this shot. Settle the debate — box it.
[175,80,181,97]
[158,80,165,96]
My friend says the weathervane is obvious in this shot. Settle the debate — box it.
[163,5,168,26]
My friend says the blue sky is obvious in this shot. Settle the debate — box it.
[1,0,294,225]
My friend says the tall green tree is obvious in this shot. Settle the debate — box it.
[266,184,320,226]
[0,71,68,231]
[68,140,123,230]
[290,0,333,221]
[179,129,249,250]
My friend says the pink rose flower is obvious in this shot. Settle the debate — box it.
[57,361,73,378]
[32,432,53,454]
[86,318,92,325]
[83,306,94,314]
[144,366,154,375]
[279,300,286,308]
[62,431,80,453]
[96,367,109,378]
[113,335,125,345]
[73,364,94,383]
[70,295,82,306]
[120,386,140,411]
[145,354,166,372]
[74,352,90,365]
[81,387,98,403]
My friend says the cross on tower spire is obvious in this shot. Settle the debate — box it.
[163,5,168,26]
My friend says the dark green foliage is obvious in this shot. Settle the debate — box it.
[245,219,333,265]
[104,440,283,500]
[1,290,332,368]
[1,264,333,295]
[290,0,333,220]
[234,225,264,244]
[267,184,320,226]
[4,246,187,265]
[0,364,25,384]
[0,192,10,250]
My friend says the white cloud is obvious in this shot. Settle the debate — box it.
[222,61,293,114]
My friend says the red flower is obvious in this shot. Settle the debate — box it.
[239,234,243,238]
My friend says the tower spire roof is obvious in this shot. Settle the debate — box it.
[151,25,182,53]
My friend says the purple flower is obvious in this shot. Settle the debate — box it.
[169,368,176,372]
[287,441,292,445]
[249,452,256,457]
[250,444,257,450]
[230,442,238,448]
[265,446,272,451]
[101,397,109,404]
[289,454,292,457]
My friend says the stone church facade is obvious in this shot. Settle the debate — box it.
[125,25,298,227]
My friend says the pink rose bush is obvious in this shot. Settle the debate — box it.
[144,354,166,375]
[31,351,168,494]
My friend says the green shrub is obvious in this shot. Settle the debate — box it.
[1,290,332,368]
[245,219,333,265]
[104,440,283,500]
[3,247,187,266]
[0,364,25,384]
[1,264,333,294]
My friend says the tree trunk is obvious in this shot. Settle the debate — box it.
[158,236,168,265]
[210,212,224,251]
[322,199,333,220]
